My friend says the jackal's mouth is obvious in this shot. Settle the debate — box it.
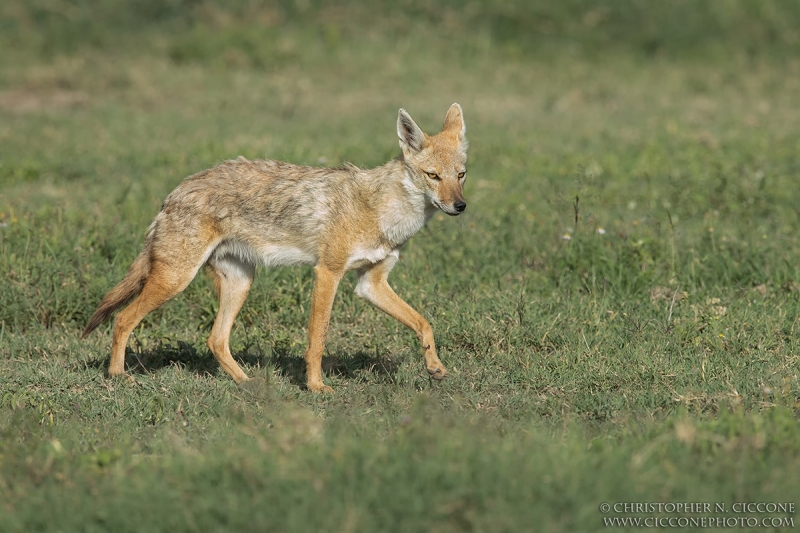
[433,200,466,216]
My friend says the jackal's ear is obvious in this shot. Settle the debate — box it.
[397,108,426,154]
[442,103,466,139]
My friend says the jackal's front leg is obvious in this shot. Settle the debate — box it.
[305,265,343,393]
[355,260,447,380]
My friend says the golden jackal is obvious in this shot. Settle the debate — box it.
[82,104,468,393]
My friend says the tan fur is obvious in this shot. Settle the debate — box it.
[82,104,469,392]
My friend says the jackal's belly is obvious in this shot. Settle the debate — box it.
[213,239,316,268]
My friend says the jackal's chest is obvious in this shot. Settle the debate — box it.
[344,244,398,271]
[378,199,434,247]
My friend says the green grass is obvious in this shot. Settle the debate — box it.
[2,1,800,531]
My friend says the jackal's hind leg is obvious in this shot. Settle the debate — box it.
[207,255,255,384]
[109,260,197,377]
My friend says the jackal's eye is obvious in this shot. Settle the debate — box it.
[426,171,441,181]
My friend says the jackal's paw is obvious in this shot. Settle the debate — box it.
[108,370,134,383]
[426,364,448,380]
[238,377,270,398]
[238,376,268,390]
[307,381,335,394]
[236,376,267,387]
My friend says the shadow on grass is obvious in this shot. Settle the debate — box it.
[262,348,403,390]
[82,341,266,378]
[84,342,402,388]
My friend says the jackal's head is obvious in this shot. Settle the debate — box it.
[397,103,468,216]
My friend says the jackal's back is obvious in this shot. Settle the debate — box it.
[163,158,353,233]
[150,156,394,269]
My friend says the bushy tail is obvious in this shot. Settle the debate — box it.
[81,248,152,338]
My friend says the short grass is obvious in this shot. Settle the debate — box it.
[2,1,800,531]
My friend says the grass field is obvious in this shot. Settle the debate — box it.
[2,1,800,531]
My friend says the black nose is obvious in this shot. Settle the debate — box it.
[454,200,467,213]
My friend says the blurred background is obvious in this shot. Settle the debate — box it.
[4,0,800,63]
